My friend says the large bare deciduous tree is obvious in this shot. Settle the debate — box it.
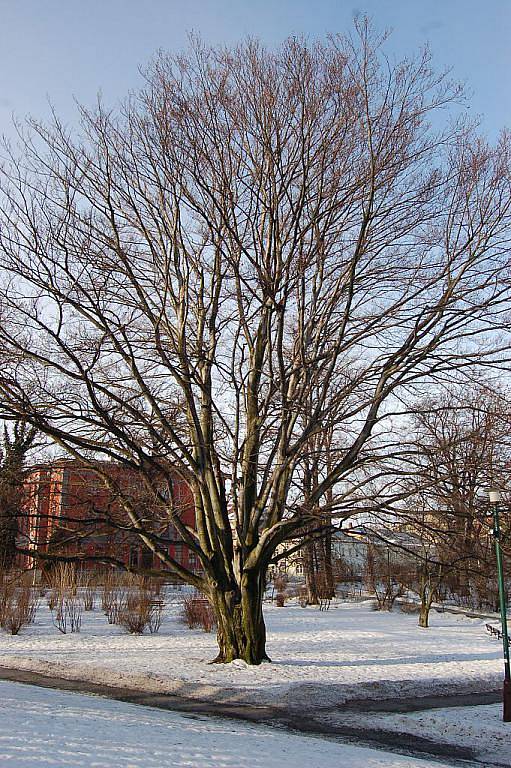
[0,23,510,662]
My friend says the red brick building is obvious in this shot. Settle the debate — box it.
[19,460,199,575]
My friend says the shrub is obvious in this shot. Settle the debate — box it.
[116,590,153,634]
[399,600,420,614]
[52,595,83,634]
[197,600,215,632]
[105,587,125,624]
[148,598,163,634]
[49,563,78,598]
[182,595,216,631]
[0,570,16,625]
[101,569,119,612]
[182,595,200,628]
[82,582,96,611]
[1,584,38,635]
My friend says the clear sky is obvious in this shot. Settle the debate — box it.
[0,0,509,141]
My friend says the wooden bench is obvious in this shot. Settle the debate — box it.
[485,623,503,641]
[319,597,331,611]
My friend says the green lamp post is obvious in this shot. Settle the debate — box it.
[488,487,510,722]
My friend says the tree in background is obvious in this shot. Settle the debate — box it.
[0,422,37,569]
[400,386,511,619]
[0,22,510,663]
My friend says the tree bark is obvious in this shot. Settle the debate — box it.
[303,539,319,605]
[418,601,431,628]
[208,571,270,664]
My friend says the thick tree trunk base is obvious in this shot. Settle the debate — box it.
[208,572,270,665]
[209,650,272,665]
[418,605,431,628]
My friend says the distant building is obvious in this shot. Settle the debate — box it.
[18,459,199,575]
[273,524,424,581]
[332,526,424,578]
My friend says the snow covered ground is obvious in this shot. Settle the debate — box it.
[0,680,467,768]
[0,595,503,708]
[327,703,511,767]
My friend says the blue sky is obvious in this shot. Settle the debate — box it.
[0,1,509,140]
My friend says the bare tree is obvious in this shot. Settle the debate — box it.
[0,23,510,663]
[398,385,511,623]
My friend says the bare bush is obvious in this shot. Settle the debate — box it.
[49,563,77,598]
[46,589,58,611]
[105,587,125,624]
[182,595,201,628]
[365,544,407,611]
[101,570,118,613]
[298,586,308,607]
[273,572,288,607]
[116,590,153,634]
[181,596,216,631]
[148,599,163,634]
[399,600,420,614]
[78,571,96,611]
[197,600,215,632]
[107,574,165,634]
[1,583,38,635]
[0,569,16,625]
[82,582,96,611]
[53,595,83,634]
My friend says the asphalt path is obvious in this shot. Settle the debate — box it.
[0,666,504,767]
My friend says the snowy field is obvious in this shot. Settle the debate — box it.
[0,595,503,708]
[0,680,466,768]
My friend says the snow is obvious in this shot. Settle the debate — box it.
[0,680,458,768]
[0,595,503,709]
[325,703,511,766]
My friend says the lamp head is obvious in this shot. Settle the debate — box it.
[488,488,501,504]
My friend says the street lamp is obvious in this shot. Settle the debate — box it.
[488,487,511,722]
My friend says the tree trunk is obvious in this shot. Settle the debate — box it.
[418,601,431,628]
[303,540,319,605]
[208,570,271,664]
[418,577,434,628]
[319,528,335,599]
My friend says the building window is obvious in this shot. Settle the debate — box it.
[140,547,153,569]
[129,547,139,569]
[173,543,183,563]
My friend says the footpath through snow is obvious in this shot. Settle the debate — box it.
[1,598,509,766]
[1,680,471,768]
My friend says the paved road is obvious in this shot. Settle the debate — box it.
[0,666,504,767]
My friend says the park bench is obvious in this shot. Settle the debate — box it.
[319,597,331,611]
[485,623,503,641]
